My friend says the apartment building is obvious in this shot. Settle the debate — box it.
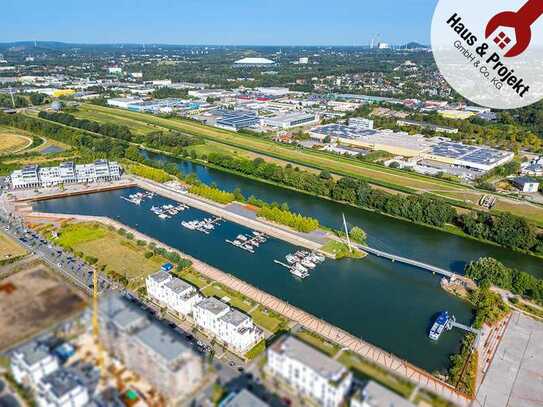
[146,272,263,353]
[99,293,205,400]
[36,368,89,407]
[146,271,203,316]
[192,297,263,353]
[11,342,60,387]
[266,336,353,407]
[9,160,122,189]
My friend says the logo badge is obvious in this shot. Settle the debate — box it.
[432,0,543,109]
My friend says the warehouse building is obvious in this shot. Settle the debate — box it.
[396,119,458,134]
[106,97,144,109]
[266,336,352,407]
[309,124,513,173]
[9,160,122,189]
[261,112,317,129]
[216,111,260,131]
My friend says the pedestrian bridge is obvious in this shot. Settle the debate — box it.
[357,244,456,278]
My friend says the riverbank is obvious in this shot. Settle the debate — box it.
[22,208,470,405]
[142,149,543,265]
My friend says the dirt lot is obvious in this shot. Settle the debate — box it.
[0,232,27,260]
[0,264,86,351]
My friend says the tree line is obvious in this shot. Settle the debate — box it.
[206,152,543,253]
[38,111,203,154]
[465,257,543,302]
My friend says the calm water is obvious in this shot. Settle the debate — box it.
[33,152,543,373]
[145,151,543,278]
[35,187,471,373]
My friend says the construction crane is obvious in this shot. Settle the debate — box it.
[92,268,105,378]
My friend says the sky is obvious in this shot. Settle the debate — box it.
[1,0,438,46]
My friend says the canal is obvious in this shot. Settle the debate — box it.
[33,152,543,373]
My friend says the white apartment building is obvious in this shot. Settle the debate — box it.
[11,342,60,387]
[146,271,203,316]
[9,160,122,189]
[36,368,89,407]
[267,336,353,407]
[146,272,262,353]
[193,297,263,353]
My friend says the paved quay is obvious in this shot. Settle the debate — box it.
[474,312,543,407]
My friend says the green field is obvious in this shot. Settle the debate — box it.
[51,222,166,289]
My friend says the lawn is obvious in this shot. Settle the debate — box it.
[0,130,32,154]
[0,231,27,259]
[296,329,340,357]
[338,351,415,399]
[75,107,158,136]
[54,222,166,289]
[179,269,286,333]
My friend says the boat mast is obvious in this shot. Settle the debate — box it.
[342,213,353,253]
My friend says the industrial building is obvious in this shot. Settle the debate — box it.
[396,119,458,134]
[9,160,122,189]
[106,97,144,109]
[261,112,317,129]
[215,110,260,131]
[99,293,205,400]
[309,124,513,173]
[511,176,540,193]
[266,336,352,407]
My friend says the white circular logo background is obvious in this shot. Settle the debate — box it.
[432,0,543,109]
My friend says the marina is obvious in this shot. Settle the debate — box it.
[150,203,189,220]
[226,231,268,254]
[275,250,325,279]
[120,191,154,206]
[182,216,222,234]
[32,185,474,373]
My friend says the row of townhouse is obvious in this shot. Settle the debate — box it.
[146,270,263,353]
[8,159,122,189]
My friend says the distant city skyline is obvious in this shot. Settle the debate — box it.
[1,0,437,46]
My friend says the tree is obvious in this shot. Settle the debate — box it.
[350,226,367,243]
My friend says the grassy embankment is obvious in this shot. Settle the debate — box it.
[78,104,543,227]
[0,231,28,266]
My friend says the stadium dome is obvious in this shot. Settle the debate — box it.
[234,57,275,65]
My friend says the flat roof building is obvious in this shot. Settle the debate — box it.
[261,112,317,129]
[234,57,275,66]
[309,124,513,172]
[99,293,204,400]
[511,176,540,193]
[267,336,352,407]
[219,389,269,407]
[350,380,415,407]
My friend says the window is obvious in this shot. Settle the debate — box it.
[493,32,511,50]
